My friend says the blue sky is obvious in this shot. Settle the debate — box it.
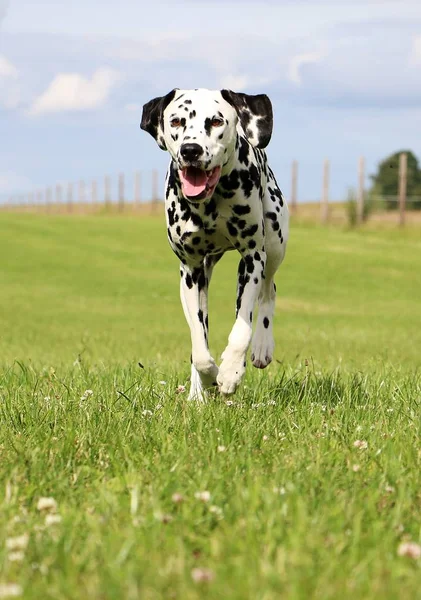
[1,0,421,202]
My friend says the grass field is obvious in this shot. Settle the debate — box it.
[1,213,421,599]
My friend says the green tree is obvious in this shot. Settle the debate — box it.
[370,150,421,209]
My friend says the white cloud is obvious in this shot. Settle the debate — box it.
[287,50,327,85]
[0,54,18,78]
[29,67,121,116]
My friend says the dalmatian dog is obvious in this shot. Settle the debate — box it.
[141,88,289,401]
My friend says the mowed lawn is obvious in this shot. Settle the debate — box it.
[1,212,421,599]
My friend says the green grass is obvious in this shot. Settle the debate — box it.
[1,213,421,599]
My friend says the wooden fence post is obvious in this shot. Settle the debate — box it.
[291,160,298,213]
[399,152,407,226]
[134,171,141,206]
[46,187,52,212]
[357,156,365,225]
[67,183,73,213]
[321,159,329,224]
[78,180,85,206]
[91,180,97,205]
[105,175,111,208]
[118,172,125,212]
[55,184,62,206]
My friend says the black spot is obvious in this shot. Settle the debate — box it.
[239,170,253,198]
[185,274,193,289]
[192,236,201,245]
[233,204,251,216]
[184,99,192,104]
[227,221,238,237]
[265,211,277,221]
[198,309,204,324]
[241,224,258,238]
[190,212,203,228]
[219,169,240,191]
[204,118,212,136]
[254,277,258,284]
[238,137,250,166]
[244,255,254,274]
[248,239,256,249]
[263,317,269,329]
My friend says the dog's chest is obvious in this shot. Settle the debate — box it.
[166,196,239,258]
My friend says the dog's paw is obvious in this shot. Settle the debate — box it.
[251,330,274,369]
[188,359,218,402]
[217,350,246,396]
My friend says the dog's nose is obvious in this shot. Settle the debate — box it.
[180,143,203,163]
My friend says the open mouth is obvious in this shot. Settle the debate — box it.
[179,166,221,201]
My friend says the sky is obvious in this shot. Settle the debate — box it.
[1,0,421,203]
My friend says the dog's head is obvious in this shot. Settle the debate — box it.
[140,88,273,202]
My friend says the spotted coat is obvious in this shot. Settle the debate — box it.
[141,88,289,400]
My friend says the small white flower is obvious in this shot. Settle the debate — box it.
[0,584,23,598]
[175,385,186,393]
[80,389,93,401]
[262,435,269,441]
[209,505,223,518]
[171,493,184,504]
[353,440,368,450]
[6,534,29,551]
[141,409,153,417]
[7,552,25,563]
[225,400,234,406]
[45,514,62,526]
[195,491,211,503]
[352,464,361,472]
[37,497,57,513]
[385,484,395,494]
[43,396,51,402]
[159,380,167,385]
[397,541,421,559]
[217,445,226,453]
[155,512,173,524]
[191,567,214,583]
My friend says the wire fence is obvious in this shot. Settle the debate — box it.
[0,170,162,213]
[1,154,420,226]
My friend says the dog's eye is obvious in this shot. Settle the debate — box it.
[170,117,181,127]
[211,117,224,127]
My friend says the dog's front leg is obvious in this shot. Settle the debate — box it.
[217,250,266,395]
[179,263,218,401]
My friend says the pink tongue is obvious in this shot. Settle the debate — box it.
[180,168,208,197]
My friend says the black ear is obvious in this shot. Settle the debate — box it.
[140,89,177,150]
[220,89,273,148]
